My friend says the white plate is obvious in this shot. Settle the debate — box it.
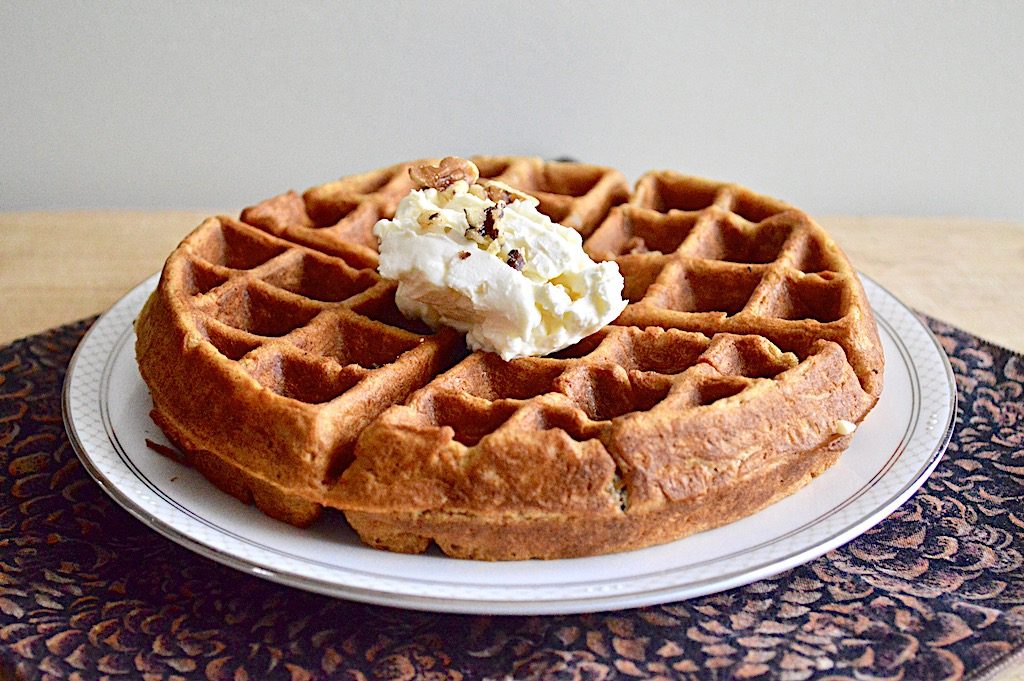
[63,274,955,615]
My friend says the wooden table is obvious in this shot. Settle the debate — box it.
[1,211,1023,680]
[1,212,1022,351]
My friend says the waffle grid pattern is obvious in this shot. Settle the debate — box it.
[394,328,799,463]
[175,218,447,395]
[586,171,879,394]
[135,156,884,558]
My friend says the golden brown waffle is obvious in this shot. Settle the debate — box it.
[135,156,883,559]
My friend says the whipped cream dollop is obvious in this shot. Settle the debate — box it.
[373,159,627,360]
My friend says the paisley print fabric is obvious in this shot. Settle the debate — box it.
[1,316,1022,681]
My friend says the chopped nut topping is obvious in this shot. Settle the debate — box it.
[409,157,480,191]
[481,202,503,239]
[403,157,540,275]
[463,208,480,231]
[481,179,532,204]
[506,249,525,270]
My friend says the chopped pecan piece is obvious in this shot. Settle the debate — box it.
[463,208,483,232]
[481,180,532,204]
[481,203,503,239]
[506,249,525,271]
[458,250,471,260]
[409,157,480,191]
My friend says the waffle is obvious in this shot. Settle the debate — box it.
[135,156,883,559]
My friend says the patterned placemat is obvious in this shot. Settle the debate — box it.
[1,316,1022,680]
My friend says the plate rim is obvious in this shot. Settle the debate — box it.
[62,272,956,614]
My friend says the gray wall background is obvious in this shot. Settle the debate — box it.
[2,1,1022,219]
